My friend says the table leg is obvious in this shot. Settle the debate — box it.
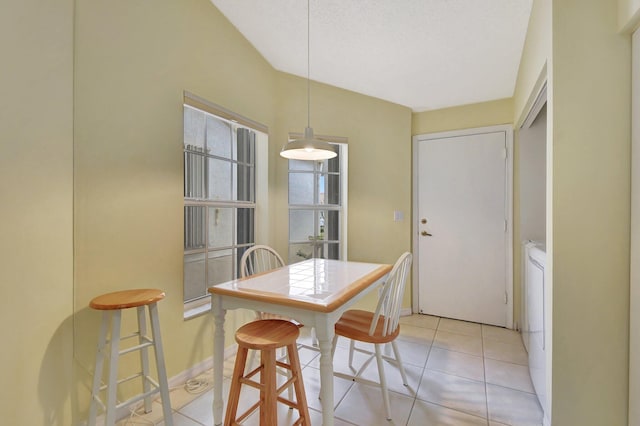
[212,297,226,426]
[314,318,335,426]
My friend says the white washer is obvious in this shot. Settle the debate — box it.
[525,242,547,418]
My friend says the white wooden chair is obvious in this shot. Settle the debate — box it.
[331,252,413,421]
[240,245,286,281]
[240,245,290,320]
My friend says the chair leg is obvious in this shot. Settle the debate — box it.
[348,339,356,369]
[149,302,174,426]
[331,334,339,358]
[285,350,294,403]
[374,344,392,421]
[287,343,311,424]
[136,306,152,414]
[391,340,409,386]
[246,349,256,374]
[105,310,122,426]
[261,349,278,426]
[225,346,249,426]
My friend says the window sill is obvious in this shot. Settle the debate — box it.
[184,297,211,320]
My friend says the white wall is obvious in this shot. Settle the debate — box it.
[519,104,547,245]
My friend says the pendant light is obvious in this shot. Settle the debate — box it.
[280,0,337,161]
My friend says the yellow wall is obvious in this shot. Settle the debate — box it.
[72,0,278,417]
[0,0,74,425]
[412,98,514,136]
[273,73,413,308]
[551,1,631,424]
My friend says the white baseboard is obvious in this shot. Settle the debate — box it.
[400,307,412,317]
[168,343,238,387]
[83,344,239,426]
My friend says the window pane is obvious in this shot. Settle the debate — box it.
[208,250,233,286]
[318,174,327,204]
[184,107,205,151]
[206,115,232,159]
[289,159,315,171]
[237,208,254,245]
[208,158,231,200]
[184,152,206,198]
[237,245,251,277]
[289,172,314,205]
[184,206,206,250]
[288,243,314,264]
[328,150,340,173]
[326,242,340,260]
[318,210,326,238]
[237,128,255,165]
[208,207,233,248]
[236,164,254,202]
[327,173,340,205]
[289,210,315,241]
[327,210,340,241]
[184,252,206,302]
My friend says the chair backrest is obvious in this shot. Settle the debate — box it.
[239,245,285,278]
[370,252,413,337]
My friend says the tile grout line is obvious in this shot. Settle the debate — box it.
[482,324,491,426]
[403,317,439,425]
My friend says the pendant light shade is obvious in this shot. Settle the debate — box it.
[280,127,337,160]
[280,0,336,161]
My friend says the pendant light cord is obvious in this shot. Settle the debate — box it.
[307,0,311,128]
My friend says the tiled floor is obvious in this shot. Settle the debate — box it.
[117,314,543,426]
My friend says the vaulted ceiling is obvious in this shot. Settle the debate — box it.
[211,0,533,112]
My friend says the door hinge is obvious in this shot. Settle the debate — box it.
[504,291,508,304]
[504,220,508,232]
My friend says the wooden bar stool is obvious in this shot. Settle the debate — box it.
[87,289,173,426]
[226,319,310,426]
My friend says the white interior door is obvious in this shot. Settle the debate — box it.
[414,127,512,327]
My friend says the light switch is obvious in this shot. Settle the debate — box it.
[393,210,404,222]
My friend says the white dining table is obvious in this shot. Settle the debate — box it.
[208,258,392,426]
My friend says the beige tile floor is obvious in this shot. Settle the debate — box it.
[117,314,543,426]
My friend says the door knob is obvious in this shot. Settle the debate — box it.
[421,231,432,237]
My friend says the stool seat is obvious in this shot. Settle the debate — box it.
[226,319,310,426]
[89,288,165,310]
[235,319,300,350]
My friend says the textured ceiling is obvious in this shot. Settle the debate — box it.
[210,0,532,112]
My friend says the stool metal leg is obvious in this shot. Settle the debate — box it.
[88,311,109,426]
[149,302,174,426]
[106,310,122,426]
[137,306,152,414]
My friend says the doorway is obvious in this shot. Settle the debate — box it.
[412,125,513,327]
